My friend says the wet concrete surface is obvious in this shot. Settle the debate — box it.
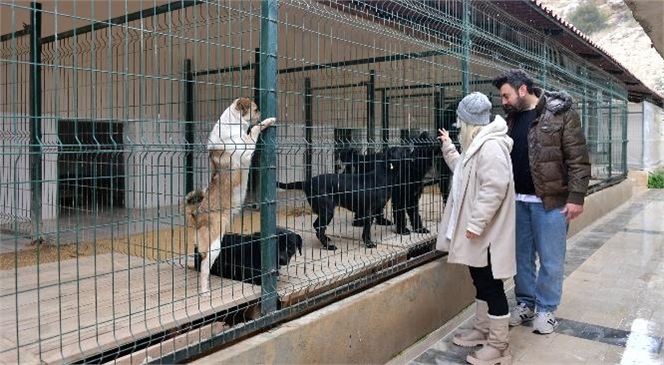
[395,189,664,365]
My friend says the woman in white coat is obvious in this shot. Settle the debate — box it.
[437,92,516,365]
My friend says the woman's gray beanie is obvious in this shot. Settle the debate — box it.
[456,92,492,126]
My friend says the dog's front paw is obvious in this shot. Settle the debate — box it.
[260,117,276,128]
[374,216,393,226]
[364,241,377,249]
[200,287,211,297]
[395,227,411,235]
[317,232,336,250]
[412,227,430,234]
[320,237,337,250]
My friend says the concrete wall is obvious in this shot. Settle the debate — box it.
[568,175,644,237]
[627,101,664,171]
[191,258,474,365]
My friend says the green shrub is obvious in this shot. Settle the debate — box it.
[568,0,608,35]
[653,75,664,96]
[648,169,664,189]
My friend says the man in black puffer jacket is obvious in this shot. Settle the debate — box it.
[492,69,591,337]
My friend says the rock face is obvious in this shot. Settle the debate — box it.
[539,0,664,95]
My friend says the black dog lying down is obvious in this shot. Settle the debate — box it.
[193,227,302,285]
[338,131,442,235]
[278,146,411,250]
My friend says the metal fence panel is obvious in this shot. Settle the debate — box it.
[0,0,629,363]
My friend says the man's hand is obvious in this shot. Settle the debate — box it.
[561,203,584,223]
[466,230,479,239]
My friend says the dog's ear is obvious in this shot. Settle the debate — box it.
[235,97,252,116]
[337,148,355,163]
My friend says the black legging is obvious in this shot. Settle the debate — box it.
[468,254,508,316]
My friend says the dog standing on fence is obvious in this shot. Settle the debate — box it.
[186,97,275,294]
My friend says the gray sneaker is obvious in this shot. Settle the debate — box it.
[509,303,534,326]
[533,311,558,334]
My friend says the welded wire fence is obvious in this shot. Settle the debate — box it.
[0,0,632,363]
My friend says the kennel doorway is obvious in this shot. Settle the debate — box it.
[57,119,125,213]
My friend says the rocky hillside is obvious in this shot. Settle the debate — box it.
[539,0,664,95]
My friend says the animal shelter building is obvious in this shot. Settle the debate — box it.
[1,0,662,363]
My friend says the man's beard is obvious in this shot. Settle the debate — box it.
[503,95,527,114]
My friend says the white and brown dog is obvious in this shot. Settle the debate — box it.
[186,97,275,294]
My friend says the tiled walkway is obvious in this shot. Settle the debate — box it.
[392,189,663,365]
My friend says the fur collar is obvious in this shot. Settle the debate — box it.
[534,87,574,115]
[544,90,574,115]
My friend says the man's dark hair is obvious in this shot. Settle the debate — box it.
[492,69,534,94]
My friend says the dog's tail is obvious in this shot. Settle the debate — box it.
[296,239,303,255]
[276,181,305,190]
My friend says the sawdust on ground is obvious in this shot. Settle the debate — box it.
[0,211,264,270]
[1,187,440,270]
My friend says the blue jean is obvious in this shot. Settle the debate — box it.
[514,200,568,313]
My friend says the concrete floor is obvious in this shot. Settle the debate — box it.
[391,188,663,365]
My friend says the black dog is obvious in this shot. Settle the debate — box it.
[278,146,411,250]
[337,147,397,227]
[391,131,442,234]
[339,132,441,235]
[193,227,302,285]
[338,148,382,175]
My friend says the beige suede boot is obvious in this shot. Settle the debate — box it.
[453,299,489,347]
[466,314,512,365]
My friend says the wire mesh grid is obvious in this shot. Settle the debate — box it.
[0,0,630,363]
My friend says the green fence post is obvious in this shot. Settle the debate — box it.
[248,48,263,206]
[581,66,589,140]
[461,0,470,94]
[367,70,376,153]
[184,59,194,195]
[608,87,613,178]
[622,100,628,176]
[434,88,448,195]
[304,78,313,182]
[541,45,549,89]
[29,1,42,241]
[381,90,389,151]
[259,0,278,315]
